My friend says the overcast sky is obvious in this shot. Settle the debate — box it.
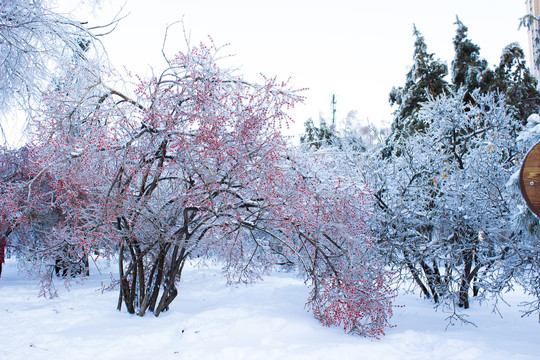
[63,0,530,136]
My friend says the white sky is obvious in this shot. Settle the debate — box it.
[62,0,530,137]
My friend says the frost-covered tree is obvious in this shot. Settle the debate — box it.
[385,25,449,158]
[372,89,521,321]
[451,17,489,101]
[0,41,393,337]
[339,110,389,152]
[507,113,540,320]
[0,145,94,283]
[0,12,110,278]
[300,115,338,149]
[0,0,107,126]
[486,43,540,124]
[300,111,386,153]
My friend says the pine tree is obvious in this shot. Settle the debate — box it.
[451,18,540,124]
[300,117,319,146]
[384,25,449,157]
[451,17,489,101]
[487,43,540,124]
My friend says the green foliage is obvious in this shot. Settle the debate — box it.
[487,43,540,124]
[300,116,338,149]
[390,26,450,127]
[385,18,540,159]
[451,17,540,124]
[451,17,489,100]
[384,25,449,157]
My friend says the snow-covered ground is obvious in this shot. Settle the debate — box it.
[0,257,539,360]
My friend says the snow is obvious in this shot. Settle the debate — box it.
[1,257,539,360]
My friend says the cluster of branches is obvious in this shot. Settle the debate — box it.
[296,17,540,325]
[0,0,111,120]
[299,88,540,325]
[370,90,528,323]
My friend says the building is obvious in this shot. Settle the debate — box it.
[526,0,540,80]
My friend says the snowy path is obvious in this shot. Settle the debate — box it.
[1,258,539,360]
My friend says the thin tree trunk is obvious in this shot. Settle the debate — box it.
[133,242,146,309]
[154,246,186,316]
[406,261,431,299]
[458,251,473,309]
[128,243,138,308]
[472,252,479,297]
[139,243,169,316]
[420,260,440,303]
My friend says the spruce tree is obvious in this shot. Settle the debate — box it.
[451,17,489,100]
[384,25,449,157]
[487,43,540,124]
[451,18,540,125]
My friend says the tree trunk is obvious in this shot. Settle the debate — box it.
[154,246,186,316]
[138,242,173,316]
[406,260,432,300]
[118,237,188,317]
[420,260,441,303]
[458,250,473,309]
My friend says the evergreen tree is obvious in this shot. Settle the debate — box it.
[451,17,489,100]
[487,43,540,124]
[451,18,540,124]
[300,116,338,149]
[300,117,319,145]
[384,25,449,157]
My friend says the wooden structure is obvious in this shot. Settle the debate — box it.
[520,142,540,217]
